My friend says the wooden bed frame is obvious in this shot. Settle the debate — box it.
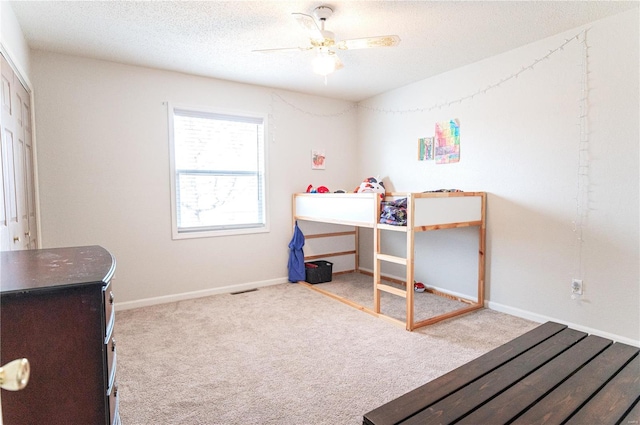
[292,191,487,331]
[363,321,640,425]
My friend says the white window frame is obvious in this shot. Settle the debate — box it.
[168,103,269,239]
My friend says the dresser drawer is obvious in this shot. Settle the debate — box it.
[108,380,120,425]
[106,332,117,389]
[104,279,118,424]
[104,283,115,341]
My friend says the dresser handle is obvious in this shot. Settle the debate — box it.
[109,291,114,304]
[0,358,30,391]
[12,236,19,243]
[24,231,30,237]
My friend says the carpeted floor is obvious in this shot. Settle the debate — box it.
[309,272,472,323]
[116,275,537,425]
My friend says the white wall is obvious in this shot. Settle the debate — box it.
[30,51,358,306]
[24,7,640,343]
[357,10,639,343]
[1,1,30,80]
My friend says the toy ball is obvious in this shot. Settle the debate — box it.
[414,282,426,292]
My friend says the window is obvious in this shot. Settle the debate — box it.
[168,105,267,238]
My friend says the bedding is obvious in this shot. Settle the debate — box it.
[379,197,407,226]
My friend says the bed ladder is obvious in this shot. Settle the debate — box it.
[373,195,416,330]
[373,192,487,331]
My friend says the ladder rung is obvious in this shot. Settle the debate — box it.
[304,250,356,260]
[376,253,407,265]
[377,283,406,298]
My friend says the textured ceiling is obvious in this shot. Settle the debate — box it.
[9,1,639,101]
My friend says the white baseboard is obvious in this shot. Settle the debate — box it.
[357,267,639,346]
[116,277,288,311]
[487,300,640,347]
[115,271,639,347]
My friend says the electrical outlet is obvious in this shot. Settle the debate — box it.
[571,279,583,295]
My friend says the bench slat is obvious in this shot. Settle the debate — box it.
[512,342,639,425]
[363,321,566,425]
[399,328,586,425]
[620,399,640,425]
[457,335,612,424]
[565,355,640,425]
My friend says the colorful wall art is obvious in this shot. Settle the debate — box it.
[435,119,460,164]
[311,149,326,170]
[418,137,435,161]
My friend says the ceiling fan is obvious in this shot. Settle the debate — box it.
[253,5,400,78]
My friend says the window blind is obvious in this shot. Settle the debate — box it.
[172,108,266,233]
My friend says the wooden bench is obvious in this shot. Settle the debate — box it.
[363,321,640,425]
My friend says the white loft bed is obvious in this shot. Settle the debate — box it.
[293,191,487,331]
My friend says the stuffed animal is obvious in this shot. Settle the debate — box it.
[354,177,386,194]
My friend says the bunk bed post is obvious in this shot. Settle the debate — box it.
[373,194,381,313]
[291,193,296,228]
[478,192,487,306]
[405,194,416,331]
[355,227,360,272]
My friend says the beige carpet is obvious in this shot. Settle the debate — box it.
[116,275,537,425]
[309,272,473,323]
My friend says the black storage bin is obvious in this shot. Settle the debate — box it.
[304,261,333,284]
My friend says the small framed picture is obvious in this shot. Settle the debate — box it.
[418,137,434,161]
[312,149,326,170]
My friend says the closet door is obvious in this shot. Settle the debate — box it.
[1,53,36,250]
[16,72,36,249]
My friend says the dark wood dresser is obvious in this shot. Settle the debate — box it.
[0,245,120,425]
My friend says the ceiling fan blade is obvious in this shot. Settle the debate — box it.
[292,12,324,41]
[252,46,313,53]
[336,35,401,50]
[335,55,344,71]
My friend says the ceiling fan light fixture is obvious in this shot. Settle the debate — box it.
[312,51,338,76]
[254,4,400,81]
